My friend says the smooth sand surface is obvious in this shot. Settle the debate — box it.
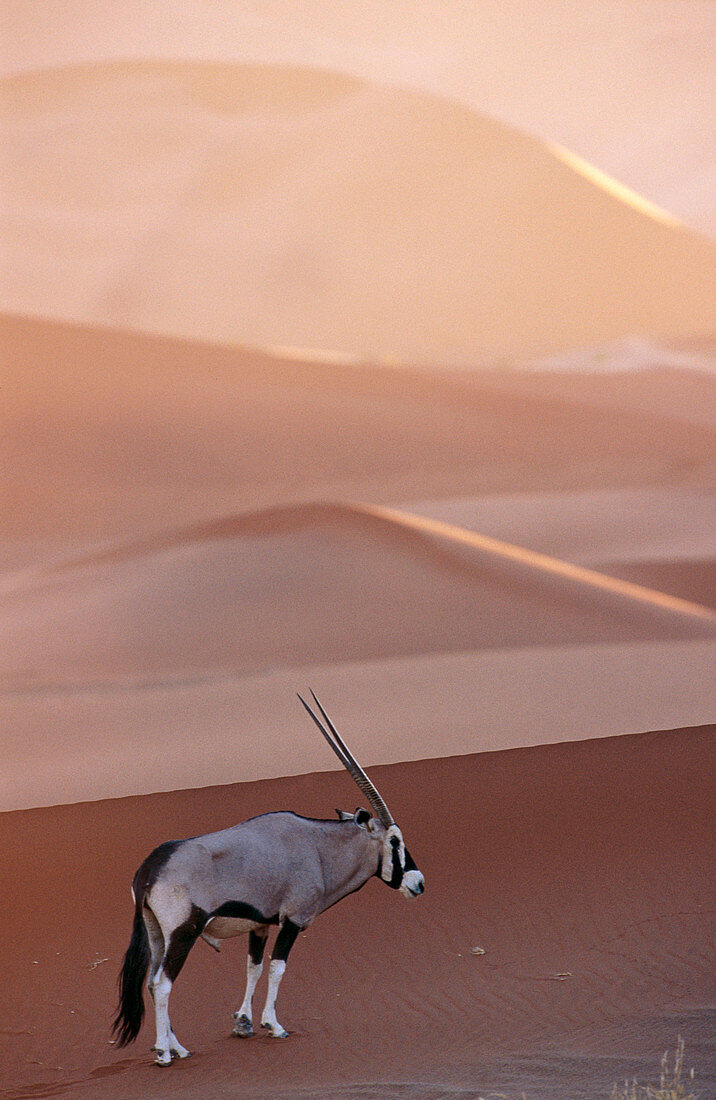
[1,726,713,1099]
[4,315,714,555]
[3,639,716,813]
[2,62,715,361]
[3,1,714,235]
[2,315,715,811]
[407,490,716,607]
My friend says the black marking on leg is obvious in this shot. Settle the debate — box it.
[248,928,269,965]
[163,905,205,982]
[272,919,301,962]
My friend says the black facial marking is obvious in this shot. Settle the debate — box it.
[272,919,301,962]
[403,847,418,873]
[355,808,371,825]
[389,836,403,889]
[210,900,279,925]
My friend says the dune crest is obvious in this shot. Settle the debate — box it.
[3,61,714,361]
[3,314,714,563]
[2,499,713,692]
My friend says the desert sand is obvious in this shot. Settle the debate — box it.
[2,5,715,1097]
[1,726,713,1099]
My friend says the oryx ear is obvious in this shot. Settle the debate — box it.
[355,808,371,829]
[336,809,354,821]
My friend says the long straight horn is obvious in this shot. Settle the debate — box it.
[297,692,395,828]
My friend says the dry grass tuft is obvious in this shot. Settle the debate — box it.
[610,1037,699,1100]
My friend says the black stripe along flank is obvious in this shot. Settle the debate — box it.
[209,900,280,925]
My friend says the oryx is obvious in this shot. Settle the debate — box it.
[113,692,424,1064]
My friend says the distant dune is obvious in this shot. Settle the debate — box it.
[2,500,713,694]
[3,314,714,560]
[3,1,714,234]
[2,490,714,810]
[2,312,714,812]
[2,61,715,361]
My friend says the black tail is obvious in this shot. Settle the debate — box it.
[112,891,150,1047]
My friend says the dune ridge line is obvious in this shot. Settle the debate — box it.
[353,502,716,622]
[5,497,715,625]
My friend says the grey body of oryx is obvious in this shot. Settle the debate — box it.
[112,693,424,1065]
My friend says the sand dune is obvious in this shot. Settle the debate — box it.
[3,314,714,568]
[407,489,716,607]
[1,725,713,1099]
[2,500,712,696]
[3,1,714,235]
[409,489,716,564]
[4,636,716,812]
[3,315,713,814]
[2,61,715,361]
[1,493,713,810]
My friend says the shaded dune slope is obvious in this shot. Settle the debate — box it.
[0,726,713,1098]
[3,61,715,360]
[1,502,712,691]
[594,558,716,610]
[3,315,715,555]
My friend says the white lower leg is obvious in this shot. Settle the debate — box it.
[150,971,190,1064]
[167,1026,191,1059]
[233,957,263,1035]
[152,971,173,1065]
[260,959,289,1038]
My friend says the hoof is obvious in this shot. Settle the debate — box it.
[261,1022,289,1039]
[154,1049,172,1067]
[232,1013,254,1038]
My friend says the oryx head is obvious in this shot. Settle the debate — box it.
[298,691,425,900]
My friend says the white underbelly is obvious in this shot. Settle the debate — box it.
[203,914,261,939]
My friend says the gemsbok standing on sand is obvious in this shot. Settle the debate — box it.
[113,692,425,1065]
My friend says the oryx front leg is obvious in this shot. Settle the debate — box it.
[232,928,269,1037]
[260,919,301,1038]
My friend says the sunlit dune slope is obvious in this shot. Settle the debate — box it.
[1,502,712,692]
[407,489,716,608]
[3,314,714,560]
[2,61,714,360]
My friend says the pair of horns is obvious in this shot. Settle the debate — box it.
[297,691,395,828]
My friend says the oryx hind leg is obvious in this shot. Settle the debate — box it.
[143,905,165,991]
[149,906,202,1066]
[233,927,269,1037]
